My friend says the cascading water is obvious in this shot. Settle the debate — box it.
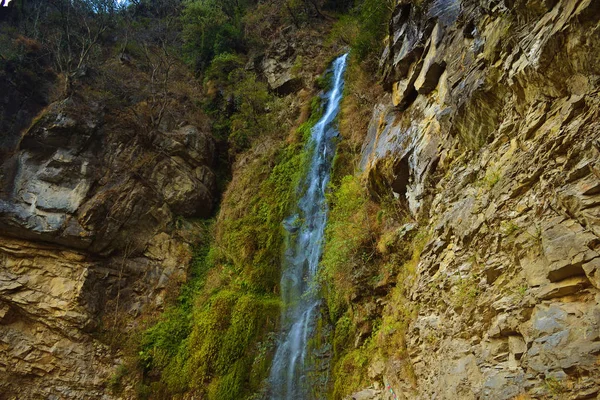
[267,53,348,399]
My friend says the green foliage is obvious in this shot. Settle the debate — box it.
[137,229,214,386]
[327,14,360,47]
[107,364,129,394]
[353,0,394,63]
[315,70,334,92]
[204,52,245,82]
[545,376,568,395]
[479,167,502,189]
[241,0,284,49]
[181,0,250,70]
[321,175,371,320]
[322,0,355,12]
[181,95,321,396]
[333,314,354,359]
[323,175,370,269]
[229,71,274,152]
[141,281,281,397]
[332,345,372,399]
[328,0,394,67]
[203,54,275,154]
[452,274,480,308]
[139,92,325,397]
[501,220,521,236]
[217,131,311,293]
[187,293,281,399]
[517,284,528,298]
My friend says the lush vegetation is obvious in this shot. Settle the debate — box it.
[315,27,429,396]
[319,171,427,398]
[2,0,412,398]
[134,92,326,397]
[181,0,248,70]
[327,0,395,69]
[180,0,356,71]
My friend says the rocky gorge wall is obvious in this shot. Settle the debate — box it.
[0,71,218,397]
[2,0,600,398]
[0,6,340,396]
[350,0,600,398]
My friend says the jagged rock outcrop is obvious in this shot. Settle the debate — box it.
[0,93,217,397]
[356,0,600,398]
[261,31,306,95]
[257,25,331,95]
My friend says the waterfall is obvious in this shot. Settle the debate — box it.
[268,53,349,399]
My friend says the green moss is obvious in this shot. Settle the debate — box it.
[318,174,379,398]
[321,183,426,398]
[333,314,354,359]
[479,168,502,189]
[320,175,371,314]
[332,346,371,399]
[452,274,481,308]
[138,224,214,374]
[107,364,129,394]
[217,139,311,294]
[501,220,521,236]
[183,292,280,399]
[138,90,327,398]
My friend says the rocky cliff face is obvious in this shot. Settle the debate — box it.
[0,86,217,397]
[355,0,600,398]
[3,0,600,397]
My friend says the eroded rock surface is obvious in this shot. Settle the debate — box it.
[0,93,216,397]
[355,0,600,398]
[258,25,330,95]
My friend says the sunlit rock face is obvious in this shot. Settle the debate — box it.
[0,94,216,397]
[357,0,600,398]
[0,98,216,249]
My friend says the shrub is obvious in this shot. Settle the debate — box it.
[242,0,287,49]
[327,0,395,68]
[181,0,248,70]
[353,0,394,63]
[229,71,274,152]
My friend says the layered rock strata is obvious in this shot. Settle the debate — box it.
[0,94,216,397]
[357,0,600,398]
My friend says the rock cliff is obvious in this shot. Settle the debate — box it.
[2,0,600,398]
[0,87,217,397]
[354,0,600,398]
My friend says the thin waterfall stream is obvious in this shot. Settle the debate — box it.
[268,53,349,399]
